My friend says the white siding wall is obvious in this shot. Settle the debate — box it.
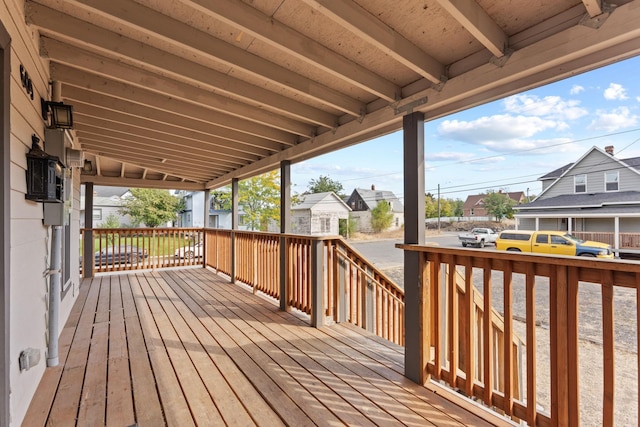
[4,2,81,424]
[620,218,640,232]
[291,210,311,234]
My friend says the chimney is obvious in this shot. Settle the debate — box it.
[605,145,614,155]
[371,184,375,191]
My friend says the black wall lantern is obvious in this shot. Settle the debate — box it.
[41,98,74,129]
[25,135,64,203]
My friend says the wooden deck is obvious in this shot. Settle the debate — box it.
[24,267,508,426]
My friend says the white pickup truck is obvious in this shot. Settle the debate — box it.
[458,228,499,248]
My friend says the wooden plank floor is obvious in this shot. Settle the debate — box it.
[24,268,509,426]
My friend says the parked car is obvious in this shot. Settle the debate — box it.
[174,242,204,259]
[458,227,499,248]
[495,230,614,258]
[94,245,148,266]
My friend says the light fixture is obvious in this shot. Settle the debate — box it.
[83,159,93,173]
[41,98,74,129]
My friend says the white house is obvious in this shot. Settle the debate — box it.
[291,192,351,235]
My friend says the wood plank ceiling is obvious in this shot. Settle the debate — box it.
[25,0,640,190]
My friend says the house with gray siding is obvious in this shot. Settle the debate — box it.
[345,186,404,232]
[515,145,640,252]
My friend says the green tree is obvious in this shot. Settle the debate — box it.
[482,190,516,222]
[209,172,300,231]
[439,198,453,217]
[239,171,282,231]
[452,199,464,217]
[307,175,345,198]
[425,194,438,218]
[370,201,393,232]
[339,215,356,238]
[120,188,184,227]
[99,213,120,229]
[210,189,231,210]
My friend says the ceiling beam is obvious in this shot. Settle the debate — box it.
[69,101,284,154]
[185,0,400,102]
[31,0,366,115]
[437,0,508,58]
[80,175,206,191]
[302,0,445,84]
[78,136,241,171]
[79,141,223,180]
[27,3,350,123]
[582,0,604,17]
[43,38,316,136]
[56,77,295,146]
[207,1,640,188]
[75,124,253,168]
[74,114,267,161]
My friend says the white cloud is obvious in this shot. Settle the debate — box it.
[438,114,564,152]
[603,83,628,100]
[428,152,476,162]
[570,85,585,95]
[588,107,638,131]
[503,94,587,120]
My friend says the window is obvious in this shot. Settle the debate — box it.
[320,218,330,233]
[574,174,586,193]
[92,208,102,220]
[605,171,619,191]
[551,235,568,245]
[535,234,548,244]
[357,200,363,209]
[470,208,475,216]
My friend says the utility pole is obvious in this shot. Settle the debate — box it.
[437,183,441,233]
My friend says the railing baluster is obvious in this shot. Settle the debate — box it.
[503,261,513,416]
[525,263,537,426]
[448,257,458,387]
[433,253,443,379]
[567,266,580,426]
[483,258,493,406]
[602,270,615,427]
[464,258,474,398]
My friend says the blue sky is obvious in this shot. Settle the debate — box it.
[291,55,640,202]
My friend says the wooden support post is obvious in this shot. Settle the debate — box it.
[402,110,425,384]
[83,182,95,278]
[310,239,324,327]
[280,161,291,311]
[230,179,238,284]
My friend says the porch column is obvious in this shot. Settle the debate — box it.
[535,217,540,231]
[203,190,210,228]
[280,161,291,311]
[568,216,573,234]
[403,111,426,384]
[614,216,620,254]
[231,178,238,284]
[82,182,94,278]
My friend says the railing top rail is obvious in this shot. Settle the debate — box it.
[333,242,404,295]
[396,243,640,273]
[84,227,203,232]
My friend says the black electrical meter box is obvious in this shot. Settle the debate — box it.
[25,135,64,203]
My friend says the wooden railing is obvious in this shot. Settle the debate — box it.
[82,228,205,273]
[399,244,640,426]
[572,231,640,249]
